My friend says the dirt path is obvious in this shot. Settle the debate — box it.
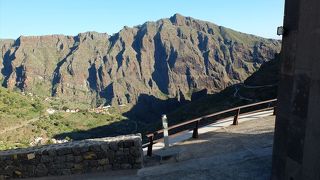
[0,117,40,134]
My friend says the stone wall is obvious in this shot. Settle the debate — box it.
[0,134,143,179]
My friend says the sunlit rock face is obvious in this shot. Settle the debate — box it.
[0,14,281,107]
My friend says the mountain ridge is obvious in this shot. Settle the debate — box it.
[0,14,281,107]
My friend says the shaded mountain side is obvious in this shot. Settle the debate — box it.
[244,53,280,86]
[0,14,280,107]
[55,55,281,141]
[0,39,15,84]
[167,54,280,125]
[238,53,280,100]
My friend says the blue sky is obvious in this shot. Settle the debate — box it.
[0,0,284,39]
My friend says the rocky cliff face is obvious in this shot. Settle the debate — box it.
[0,14,281,107]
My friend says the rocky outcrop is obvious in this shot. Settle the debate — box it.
[0,14,281,107]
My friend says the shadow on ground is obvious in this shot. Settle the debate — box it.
[140,117,275,180]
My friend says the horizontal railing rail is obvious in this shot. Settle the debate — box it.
[143,99,277,156]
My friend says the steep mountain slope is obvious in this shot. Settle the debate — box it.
[54,55,281,141]
[0,14,281,107]
[167,55,280,127]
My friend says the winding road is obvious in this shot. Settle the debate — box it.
[233,83,277,101]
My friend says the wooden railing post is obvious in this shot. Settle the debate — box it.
[147,135,154,156]
[273,100,277,115]
[233,108,240,125]
[192,120,199,138]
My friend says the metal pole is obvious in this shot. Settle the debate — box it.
[162,114,169,148]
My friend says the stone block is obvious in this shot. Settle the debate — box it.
[89,144,102,152]
[61,169,72,175]
[65,163,74,169]
[123,140,134,148]
[101,143,109,152]
[98,158,109,165]
[88,160,99,167]
[35,163,48,177]
[57,147,72,156]
[120,163,132,169]
[47,149,56,157]
[112,164,121,170]
[88,167,99,173]
[97,166,104,172]
[95,152,106,159]
[48,168,57,175]
[128,156,136,164]
[115,155,128,164]
[72,146,81,155]
[118,141,125,148]
[54,156,66,163]
[116,151,124,156]
[109,141,119,151]
[130,147,140,156]
[133,139,142,147]
[40,155,52,163]
[106,150,115,158]
[133,163,143,169]
[123,148,130,155]
[26,165,36,176]
[80,146,89,153]
[27,153,35,160]
[66,154,75,162]
[50,163,65,169]
[83,152,97,160]
[71,169,83,175]
[41,149,49,155]
[73,164,83,170]
[74,156,83,163]
[82,160,90,167]
[103,165,112,170]
[135,156,143,163]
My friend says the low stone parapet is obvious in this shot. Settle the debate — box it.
[0,134,143,179]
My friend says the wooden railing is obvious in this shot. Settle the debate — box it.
[143,99,277,156]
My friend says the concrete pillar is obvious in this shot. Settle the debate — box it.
[271,0,320,180]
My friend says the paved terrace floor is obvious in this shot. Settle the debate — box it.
[33,112,276,180]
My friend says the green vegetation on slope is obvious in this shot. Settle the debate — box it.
[0,111,126,150]
[0,87,126,150]
[0,87,44,130]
